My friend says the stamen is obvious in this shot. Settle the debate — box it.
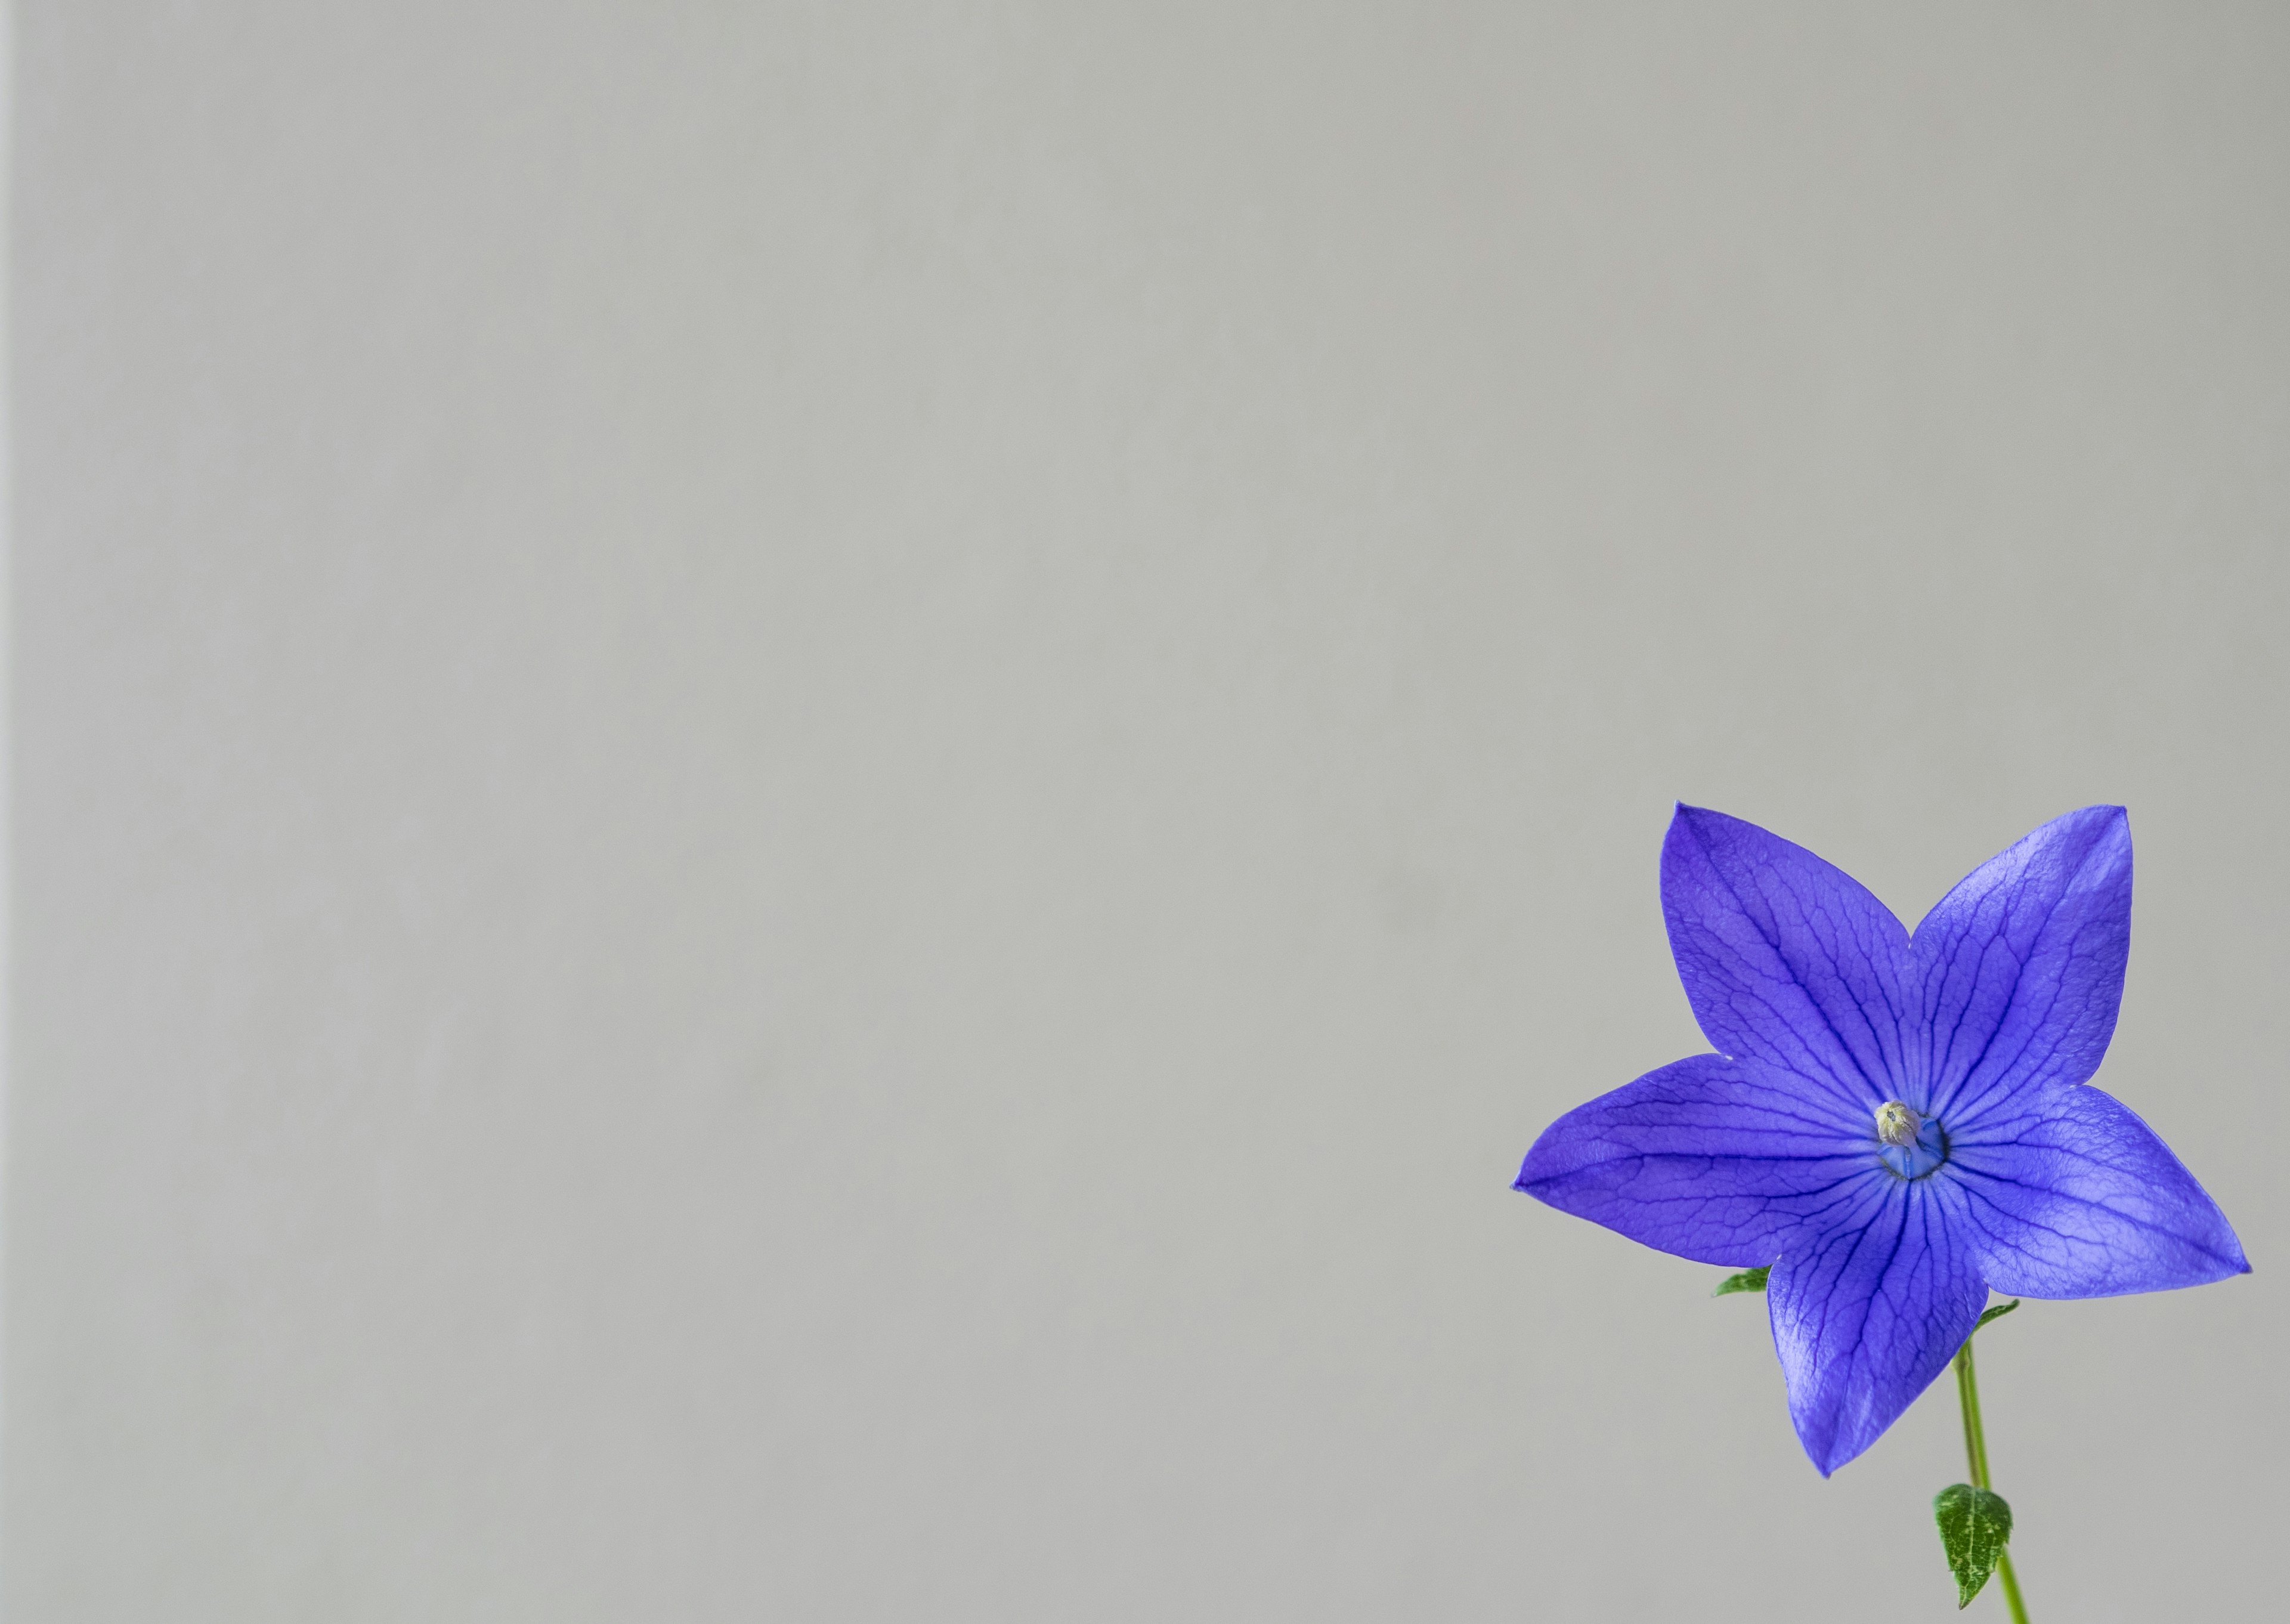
[1875,1100,1923,1148]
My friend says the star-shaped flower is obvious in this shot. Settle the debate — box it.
[1516,805,2248,1474]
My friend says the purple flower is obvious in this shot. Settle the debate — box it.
[1517,806,2248,1475]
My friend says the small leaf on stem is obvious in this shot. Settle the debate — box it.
[1711,1266,1769,1297]
[1933,1483,2013,1608]
[1973,1299,2020,1333]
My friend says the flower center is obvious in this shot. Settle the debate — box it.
[1874,1100,1947,1179]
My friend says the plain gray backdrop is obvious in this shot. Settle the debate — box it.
[8,4,2288,1619]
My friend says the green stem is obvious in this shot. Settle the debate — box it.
[1953,1337,2029,1622]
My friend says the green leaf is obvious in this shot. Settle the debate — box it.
[1711,1265,1769,1297]
[1973,1299,2020,1333]
[1933,1483,2013,1608]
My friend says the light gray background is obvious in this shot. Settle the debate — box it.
[8,4,2288,1620]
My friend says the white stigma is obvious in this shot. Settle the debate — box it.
[1874,1100,1923,1148]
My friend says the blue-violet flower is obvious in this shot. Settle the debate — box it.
[1516,805,2247,1474]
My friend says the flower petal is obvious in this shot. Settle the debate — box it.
[1767,1180,1988,1475]
[1913,806,2132,1125]
[1946,1081,2249,1296]
[1661,806,1913,1112]
[1515,1054,1884,1267]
